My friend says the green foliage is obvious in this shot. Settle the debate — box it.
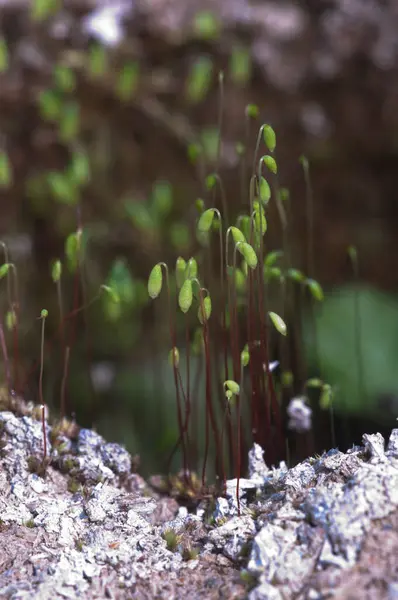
[54,64,76,93]
[65,231,81,273]
[305,286,398,417]
[152,181,173,218]
[0,37,9,73]
[88,43,108,78]
[229,46,252,86]
[263,125,276,153]
[31,0,60,21]
[0,151,12,188]
[197,209,215,233]
[307,278,324,302]
[240,344,250,367]
[186,57,213,103]
[245,104,259,119]
[201,129,220,162]
[168,347,180,368]
[175,257,187,289]
[68,151,91,187]
[51,260,62,283]
[262,155,278,175]
[230,226,246,245]
[193,11,221,40]
[116,62,139,101]
[268,311,287,336]
[148,264,163,299]
[38,89,62,122]
[59,102,80,142]
[0,264,10,283]
[198,295,212,324]
[178,279,193,313]
[47,171,78,205]
[258,177,271,204]
[125,201,154,232]
[237,242,258,269]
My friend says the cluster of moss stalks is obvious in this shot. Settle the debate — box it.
[147,110,328,511]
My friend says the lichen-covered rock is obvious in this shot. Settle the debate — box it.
[1,402,398,598]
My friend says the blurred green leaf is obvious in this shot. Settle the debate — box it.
[307,278,324,302]
[304,286,398,418]
[125,201,154,232]
[47,171,78,205]
[229,46,251,86]
[68,150,90,187]
[31,0,60,21]
[193,11,220,40]
[54,64,76,92]
[201,128,219,162]
[0,151,12,188]
[38,89,62,122]
[88,43,108,78]
[116,62,139,101]
[186,56,213,103]
[65,231,81,272]
[245,104,259,119]
[170,223,190,251]
[0,37,9,73]
[187,143,202,165]
[152,181,173,218]
[59,102,80,142]
[108,259,135,305]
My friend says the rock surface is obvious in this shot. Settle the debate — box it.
[1,400,398,599]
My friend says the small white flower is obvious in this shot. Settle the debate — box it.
[83,4,127,47]
[287,396,312,432]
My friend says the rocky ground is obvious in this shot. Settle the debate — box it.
[0,394,398,599]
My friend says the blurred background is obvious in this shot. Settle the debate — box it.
[1,0,398,476]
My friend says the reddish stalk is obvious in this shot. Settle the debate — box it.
[198,287,222,487]
[0,318,11,391]
[41,404,47,462]
[10,265,20,393]
[159,263,189,482]
[60,346,70,419]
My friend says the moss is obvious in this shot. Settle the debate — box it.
[181,542,199,561]
[25,518,35,528]
[27,455,48,477]
[75,538,85,552]
[67,477,81,493]
[162,528,181,552]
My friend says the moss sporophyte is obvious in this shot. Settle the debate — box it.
[146,111,326,514]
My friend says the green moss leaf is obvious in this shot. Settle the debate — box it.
[268,311,287,336]
[263,125,276,153]
[238,242,257,270]
[179,279,193,313]
[148,264,163,299]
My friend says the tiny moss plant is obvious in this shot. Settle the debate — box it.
[25,518,35,528]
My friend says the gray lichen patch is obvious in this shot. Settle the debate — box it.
[1,402,398,599]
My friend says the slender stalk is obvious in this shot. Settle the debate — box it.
[60,346,70,419]
[41,403,47,463]
[9,264,20,392]
[39,310,47,409]
[39,310,48,463]
[159,263,188,481]
[56,278,64,345]
[0,317,11,391]
[197,286,222,487]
